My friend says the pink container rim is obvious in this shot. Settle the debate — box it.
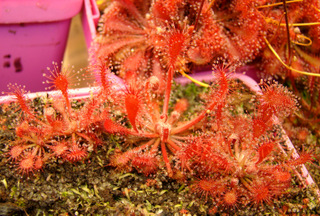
[0,0,83,23]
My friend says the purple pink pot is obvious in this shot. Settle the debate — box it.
[0,0,99,93]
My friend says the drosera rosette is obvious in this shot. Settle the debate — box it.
[97,54,319,209]
[172,70,320,209]
[91,0,268,87]
[3,63,107,175]
[99,60,231,178]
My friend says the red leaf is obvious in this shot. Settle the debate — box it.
[125,93,140,131]
[104,118,128,134]
[174,98,189,113]
[288,152,313,166]
[256,142,274,164]
[168,31,186,67]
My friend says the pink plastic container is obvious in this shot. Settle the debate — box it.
[0,0,99,93]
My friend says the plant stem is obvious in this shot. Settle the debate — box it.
[282,0,292,65]
[194,0,205,31]
[162,66,174,117]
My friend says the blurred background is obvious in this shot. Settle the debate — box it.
[62,14,90,88]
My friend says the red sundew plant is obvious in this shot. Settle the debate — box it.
[5,66,105,174]
[92,0,320,142]
[91,0,320,201]
[94,0,320,75]
[1,0,319,212]
[174,80,314,207]
[94,53,317,208]
[92,0,269,84]
[100,61,230,177]
[252,0,320,132]
[93,0,320,118]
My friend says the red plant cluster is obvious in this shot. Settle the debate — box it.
[6,67,105,174]
[3,0,319,210]
[93,0,320,76]
[92,0,266,78]
[101,63,229,177]
[96,58,309,206]
[175,82,303,206]
[6,59,311,207]
[93,0,320,127]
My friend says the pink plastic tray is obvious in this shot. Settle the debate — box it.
[0,0,99,93]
